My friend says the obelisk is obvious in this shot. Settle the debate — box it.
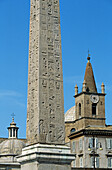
[26,0,65,145]
[17,1,75,169]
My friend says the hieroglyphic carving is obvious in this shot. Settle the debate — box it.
[56,126,65,142]
[27,0,65,145]
[39,119,45,134]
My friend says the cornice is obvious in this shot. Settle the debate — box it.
[74,92,106,98]
[69,129,112,139]
[65,117,105,124]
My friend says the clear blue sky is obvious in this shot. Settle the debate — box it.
[0,0,112,138]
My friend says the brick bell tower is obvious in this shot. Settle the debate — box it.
[74,52,106,131]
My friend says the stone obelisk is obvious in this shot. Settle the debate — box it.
[26,0,65,145]
[17,1,75,169]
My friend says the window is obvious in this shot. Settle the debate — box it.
[79,138,83,150]
[92,103,97,116]
[79,103,81,117]
[89,138,93,148]
[71,128,76,133]
[10,129,12,137]
[86,87,89,92]
[80,157,83,167]
[108,157,112,168]
[72,141,75,152]
[95,138,98,148]
[13,128,15,137]
[91,157,99,168]
[72,160,76,167]
[89,138,98,148]
[106,138,112,149]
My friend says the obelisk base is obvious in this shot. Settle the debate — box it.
[17,143,75,170]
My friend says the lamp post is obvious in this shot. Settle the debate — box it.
[88,136,103,170]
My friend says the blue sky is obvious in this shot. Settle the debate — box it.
[0,0,112,138]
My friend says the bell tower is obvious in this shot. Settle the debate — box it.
[74,53,106,130]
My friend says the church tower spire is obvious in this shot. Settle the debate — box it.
[74,52,106,130]
[84,52,97,93]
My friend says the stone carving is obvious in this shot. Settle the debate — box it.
[48,60,54,72]
[27,0,65,145]
[56,126,65,142]
[39,119,45,134]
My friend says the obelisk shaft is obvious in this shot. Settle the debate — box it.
[27,0,65,145]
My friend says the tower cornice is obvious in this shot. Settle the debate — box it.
[74,91,106,98]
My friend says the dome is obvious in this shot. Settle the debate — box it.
[65,106,75,122]
[0,139,26,155]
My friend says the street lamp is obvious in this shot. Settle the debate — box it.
[88,136,103,170]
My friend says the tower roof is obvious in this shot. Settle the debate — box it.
[7,116,19,139]
[84,53,97,93]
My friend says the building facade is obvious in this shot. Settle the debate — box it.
[65,54,112,169]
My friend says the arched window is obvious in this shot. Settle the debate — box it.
[16,130,18,138]
[10,129,12,137]
[79,103,81,117]
[13,128,15,137]
[71,128,76,133]
[92,103,97,116]
[86,87,89,92]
